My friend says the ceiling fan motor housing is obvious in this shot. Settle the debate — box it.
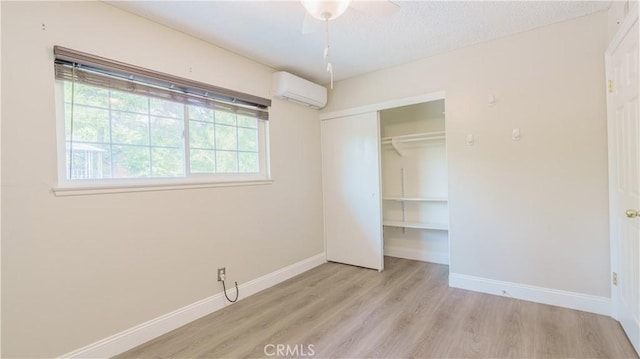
[302,0,351,21]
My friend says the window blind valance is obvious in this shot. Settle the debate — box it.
[53,46,271,120]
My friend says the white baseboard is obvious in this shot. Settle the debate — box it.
[60,253,327,359]
[449,273,611,316]
[384,246,449,265]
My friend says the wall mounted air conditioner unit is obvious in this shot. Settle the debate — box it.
[272,71,327,109]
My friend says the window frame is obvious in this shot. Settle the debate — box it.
[53,79,272,196]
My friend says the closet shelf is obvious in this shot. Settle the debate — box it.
[383,196,448,202]
[381,131,446,145]
[381,131,445,156]
[383,220,449,231]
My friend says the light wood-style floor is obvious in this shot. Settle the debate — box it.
[116,257,638,358]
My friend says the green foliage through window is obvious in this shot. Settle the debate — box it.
[63,82,263,181]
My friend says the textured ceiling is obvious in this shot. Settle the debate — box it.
[107,1,610,85]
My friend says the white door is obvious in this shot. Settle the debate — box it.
[607,9,639,354]
[321,111,383,271]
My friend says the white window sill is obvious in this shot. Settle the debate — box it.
[52,179,274,197]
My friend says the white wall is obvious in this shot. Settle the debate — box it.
[0,1,3,355]
[324,12,610,297]
[1,2,323,357]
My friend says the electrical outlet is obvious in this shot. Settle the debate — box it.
[217,267,226,282]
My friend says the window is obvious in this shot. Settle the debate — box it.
[54,46,271,190]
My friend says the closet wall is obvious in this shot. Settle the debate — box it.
[380,100,449,264]
[322,12,610,298]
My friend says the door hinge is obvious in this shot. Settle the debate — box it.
[608,80,615,93]
[613,272,618,286]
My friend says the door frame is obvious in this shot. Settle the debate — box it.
[605,4,639,322]
[319,91,446,121]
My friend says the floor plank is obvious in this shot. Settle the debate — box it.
[115,257,638,359]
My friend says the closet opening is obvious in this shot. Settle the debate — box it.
[380,99,450,265]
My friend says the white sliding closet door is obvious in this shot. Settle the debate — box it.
[321,111,383,271]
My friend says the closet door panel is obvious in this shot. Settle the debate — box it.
[321,112,383,271]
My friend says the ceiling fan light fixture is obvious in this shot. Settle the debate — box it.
[302,0,352,21]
